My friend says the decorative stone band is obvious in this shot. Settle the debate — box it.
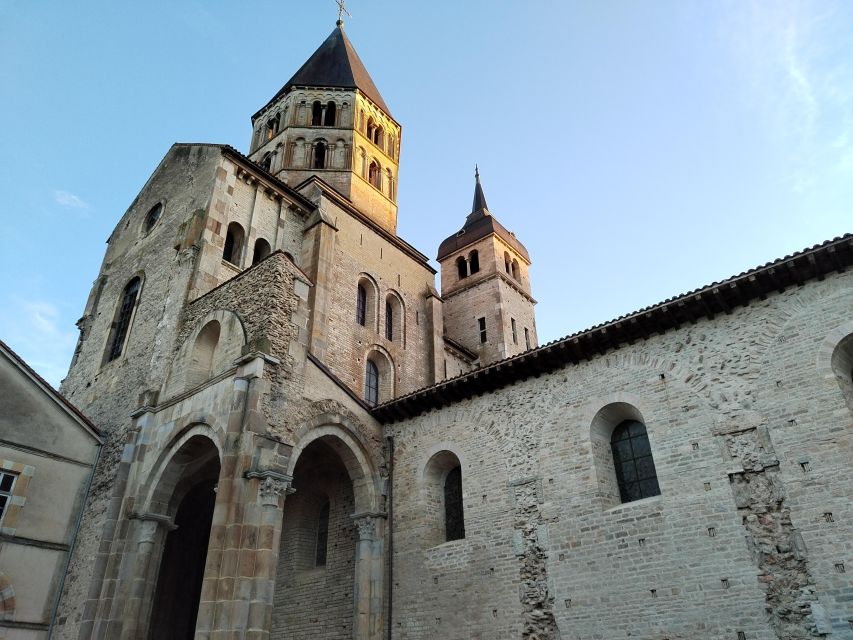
[351,511,387,541]
[245,469,294,507]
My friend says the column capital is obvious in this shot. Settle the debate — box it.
[351,511,386,541]
[245,469,294,507]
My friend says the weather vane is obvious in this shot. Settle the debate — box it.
[336,0,352,25]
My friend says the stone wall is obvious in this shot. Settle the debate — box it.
[387,269,853,639]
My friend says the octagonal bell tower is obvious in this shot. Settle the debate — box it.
[248,22,401,233]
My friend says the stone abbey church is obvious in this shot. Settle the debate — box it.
[39,21,853,640]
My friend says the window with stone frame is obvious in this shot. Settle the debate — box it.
[143,203,163,234]
[106,277,141,362]
[385,301,393,341]
[610,420,661,503]
[0,472,17,525]
[223,222,245,265]
[478,317,487,344]
[356,284,367,326]
[444,465,465,541]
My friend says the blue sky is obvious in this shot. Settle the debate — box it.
[0,0,851,386]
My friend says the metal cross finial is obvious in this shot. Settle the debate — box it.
[336,0,352,26]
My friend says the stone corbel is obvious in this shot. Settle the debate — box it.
[128,511,178,536]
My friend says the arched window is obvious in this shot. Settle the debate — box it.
[143,203,163,234]
[468,250,480,274]
[367,117,377,142]
[311,101,323,126]
[511,259,520,280]
[387,135,396,159]
[374,127,384,148]
[223,222,245,265]
[456,256,467,279]
[324,101,336,126]
[386,169,395,200]
[830,330,853,412]
[252,238,271,265]
[504,252,512,274]
[267,114,279,138]
[315,500,330,566]
[356,284,367,326]
[365,360,379,407]
[610,420,661,503]
[368,161,381,189]
[385,301,393,341]
[106,277,141,362]
[313,141,327,169]
[260,153,273,172]
[444,465,465,541]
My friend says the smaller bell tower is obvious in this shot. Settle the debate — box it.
[437,169,537,365]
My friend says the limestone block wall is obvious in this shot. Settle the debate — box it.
[388,270,853,640]
[317,195,438,400]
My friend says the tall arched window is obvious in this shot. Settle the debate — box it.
[511,259,520,280]
[385,301,393,341]
[444,465,465,541]
[356,284,367,326]
[106,277,141,362]
[387,135,396,159]
[313,141,327,169]
[252,238,271,265]
[456,256,467,279]
[365,360,379,407]
[223,222,245,265]
[367,117,377,142]
[324,101,336,126]
[610,420,660,503]
[186,320,220,390]
[260,153,273,172]
[368,161,381,189]
[267,114,279,138]
[468,250,480,274]
[311,101,323,126]
[504,252,512,274]
[386,169,395,200]
[315,500,330,566]
[143,203,163,234]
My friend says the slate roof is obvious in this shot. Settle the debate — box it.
[437,169,531,262]
[375,233,853,422]
[254,25,391,119]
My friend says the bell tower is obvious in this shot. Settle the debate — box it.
[437,169,537,365]
[248,22,401,233]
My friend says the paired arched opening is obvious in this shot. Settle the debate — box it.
[252,238,271,265]
[455,251,479,279]
[223,222,245,265]
[147,434,221,640]
[368,160,382,189]
[423,450,465,546]
[590,403,661,507]
[311,100,337,127]
[367,117,383,147]
[104,276,142,363]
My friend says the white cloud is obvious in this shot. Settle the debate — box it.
[54,189,89,210]
[0,297,77,387]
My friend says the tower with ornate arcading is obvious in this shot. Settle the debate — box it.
[248,22,401,233]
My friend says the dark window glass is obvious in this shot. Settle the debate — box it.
[511,318,517,344]
[356,285,367,326]
[610,420,661,503]
[0,474,14,493]
[107,278,141,362]
[444,466,465,541]
[385,301,393,340]
[478,317,487,344]
[0,495,7,521]
[315,501,329,566]
[143,203,162,233]
[365,360,379,407]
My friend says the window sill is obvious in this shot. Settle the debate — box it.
[221,259,241,272]
[604,494,663,514]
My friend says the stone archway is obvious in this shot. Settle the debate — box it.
[272,427,383,640]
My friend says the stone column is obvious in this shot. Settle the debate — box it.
[352,513,386,640]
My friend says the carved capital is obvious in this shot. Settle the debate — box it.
[246,469,294,507]
[351,512,386,541]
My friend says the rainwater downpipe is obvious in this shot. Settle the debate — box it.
[386,435,394,640]
[48,441,102,638]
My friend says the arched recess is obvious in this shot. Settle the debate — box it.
[252,238,271,265]
[223,222,245,265]
[356,274,379,330]
[590,401,660,509]
[422,448,466,547]
[818,319,853,414]
[142,431,221,640]
[274,423,380,639]
[368,160,382,189]
[365,346,394,406]
[161,310,247,399]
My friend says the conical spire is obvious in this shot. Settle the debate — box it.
[471,165,489,215]
[282,25,390,114]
